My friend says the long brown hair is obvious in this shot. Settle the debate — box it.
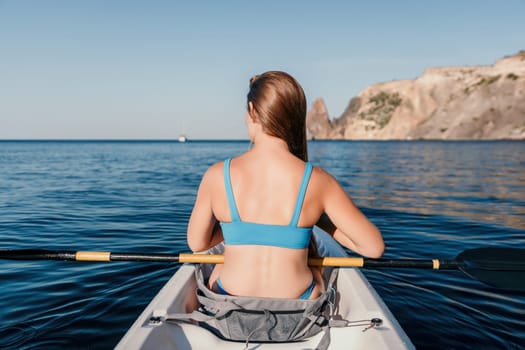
[247,71,308,161]
[247,72,321,264]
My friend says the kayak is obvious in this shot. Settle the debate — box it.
[116,227,415,349]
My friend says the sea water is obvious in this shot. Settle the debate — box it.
[0,140,524,349]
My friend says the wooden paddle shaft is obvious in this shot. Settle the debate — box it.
[178,254,365,267]
[178,254,459,269]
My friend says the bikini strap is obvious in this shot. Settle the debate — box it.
[223,158,241,222]
[290,162,313,226]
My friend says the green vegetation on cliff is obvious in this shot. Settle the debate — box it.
[358,91,402,128]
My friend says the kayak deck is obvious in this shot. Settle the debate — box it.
[116,229,414,349]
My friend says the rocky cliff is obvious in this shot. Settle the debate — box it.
[306,52,525,140]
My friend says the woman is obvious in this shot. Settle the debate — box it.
[187,71,384,299]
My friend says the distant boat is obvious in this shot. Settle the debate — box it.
[178,134,187,143]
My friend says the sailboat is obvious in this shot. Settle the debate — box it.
[178,119,188,142]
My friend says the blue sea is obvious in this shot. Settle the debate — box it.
[0,140,524,349]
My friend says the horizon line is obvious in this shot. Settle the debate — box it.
[0,138,249,142]
[0,139,523,143]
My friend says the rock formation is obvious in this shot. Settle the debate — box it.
[306,51,525,140]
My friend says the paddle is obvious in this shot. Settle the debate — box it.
[1,247,524,291]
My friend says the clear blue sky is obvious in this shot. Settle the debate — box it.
[1,0,524,139]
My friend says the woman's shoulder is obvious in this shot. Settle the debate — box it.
[198,160,228,190]
[310,164,336,182]
[203,159,226,179]
[308,164,340,194]
[201,154,251,182]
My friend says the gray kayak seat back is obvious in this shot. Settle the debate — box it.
[166,229,348,349]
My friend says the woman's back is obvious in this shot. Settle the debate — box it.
[208,143,323,298]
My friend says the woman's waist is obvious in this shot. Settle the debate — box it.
[218,257,314,297]
[220,262,313,279]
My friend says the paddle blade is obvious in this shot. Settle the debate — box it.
[457,248,525,292]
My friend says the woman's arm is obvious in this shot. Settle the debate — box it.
[187,164,224,252]
[316,169,385,258]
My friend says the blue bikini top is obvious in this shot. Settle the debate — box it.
[220,158,313,249]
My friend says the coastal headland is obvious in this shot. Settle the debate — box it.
[307,52,525,140]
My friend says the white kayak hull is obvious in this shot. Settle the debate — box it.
[116,228,415,349]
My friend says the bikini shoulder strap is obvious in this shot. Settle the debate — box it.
[223,158,241,222]
[290,162,313,226]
